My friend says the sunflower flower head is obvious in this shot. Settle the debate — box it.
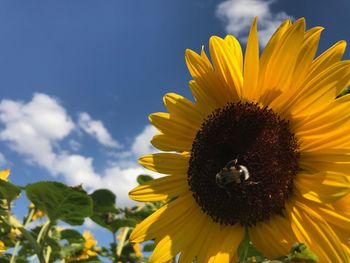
[78,230,99,260]
[129,17,350,263]
[8,227,21,241]
[66,230,100,262]
[0,240,5,255]
[28,203,45,221]
[0,169,10,181]
[132,242,143,258]
[83,230,98,251]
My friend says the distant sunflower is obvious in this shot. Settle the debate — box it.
[0,169,10,181]
[129,18,350,262]
[66,231,100,262]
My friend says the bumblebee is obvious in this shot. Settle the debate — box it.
[215,159,252,189]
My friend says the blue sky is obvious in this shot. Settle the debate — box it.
[2,0,350,249]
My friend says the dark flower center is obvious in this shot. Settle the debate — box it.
[187,102,299,226]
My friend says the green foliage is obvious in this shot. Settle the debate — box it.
[89,189,120,232]
[136,175,154,185]
[25,181,93,225]
[90,189,119,213]
[0,180,21,203]
[289,243,318,263]
[237,229,264,262]
[142,242,155,252]
[60,229,85,244]
[0,171,320,263]
[236,240,319,263]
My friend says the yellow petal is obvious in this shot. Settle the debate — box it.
[292,94,350,137]
[0,169,10,181]
[83,230,94,241]
[185,49,227,107]
[149,201,208,263]
[300,122,350,151]
[342,244,350,258]
[178,213,214,263]
[129,193,193,243]
[208,224,244,263]
[0,240,5,253]
[209,36,243,99]
[132,243,143,258]
[333,194,350,217]
[250,214,297,259]
[196,222,222,263]
[295,172,350,203]
[204,224,244,263]
[286,200,349,262]
[243,17,259,101]
[151,133,191,152]
[189,80,218,115]
[86,249,97,256]
[200,46,212,68]
[138,153,188,174]
[316,204,350,233]
[129,174,188,202]
[163,93,204,127]
[291,61,350,116]
[293,26,324,85]
[259,18,305,105]
[186,48,212,79]
[259,19,292,77]
[224,35,243,72]
[149,112,198,139]
[308,40,347,81]
[270,26,323,113]
[300,148,350,163]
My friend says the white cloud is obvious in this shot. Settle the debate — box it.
[216,0,293,46]
[0,93,74,170]
[53,154,102,187]
[69,139,81,151]
[131,125,158,157]
[98,125,160,206]
[78,112,121,148]
[100,166,159,207]
[108,125,158,169]
[0,93,160,206]
[83,218,100,230]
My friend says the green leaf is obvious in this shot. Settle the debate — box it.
[60,229,84,243]
[336,87,350,98]
[89,189,121,232]
[0,180,21,202]
[90,189,119,213]
[137,175,154,185]
[69,260,102,263]
[143,242,155,252]
[125,203,158,220]
[25,181,93,225]
[110,218,137,232]
[289,243,318,263]
[238,229,264,263]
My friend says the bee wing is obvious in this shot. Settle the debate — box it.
[239,165,250,180]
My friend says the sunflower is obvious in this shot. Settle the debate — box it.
[0,240,5,255]
[66,231,100,262]
[0,169,10,181]
[28,203,45,221]
[129,18,350,262]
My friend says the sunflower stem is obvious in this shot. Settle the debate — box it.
[10,208,35,263]
[238,226,250,263]
[116,227,129,257]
